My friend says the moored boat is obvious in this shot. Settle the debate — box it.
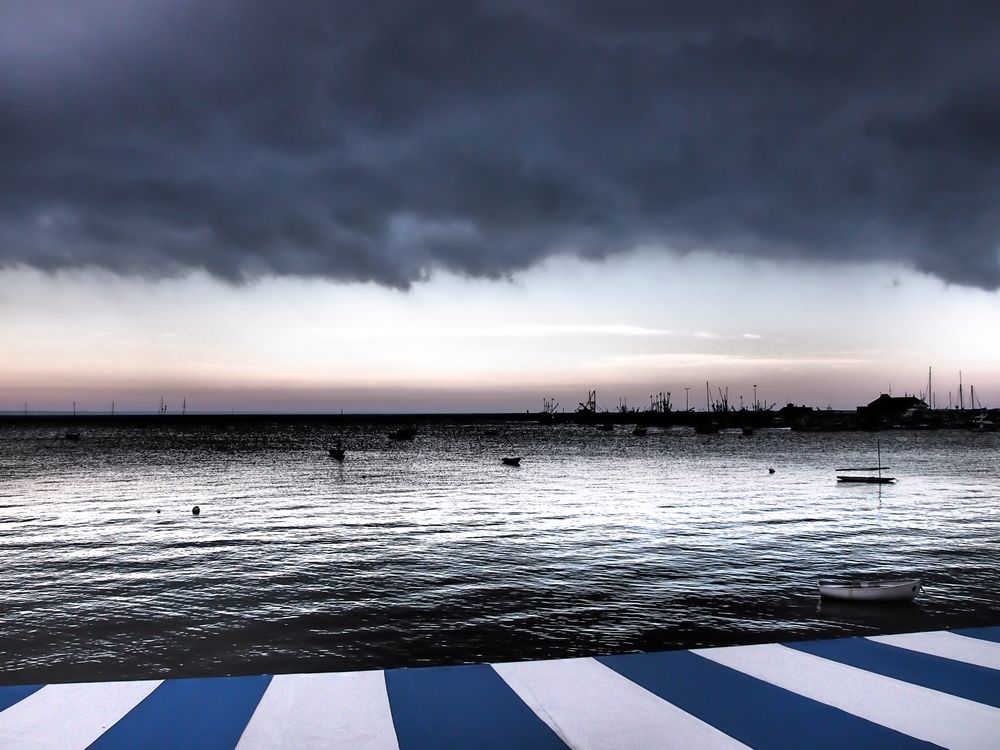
[836,474,896,484]
[329,443,345,461]
[818,578,921,602]
[836,438,895,483]
[501,456,521,466]
[388,426,417,441]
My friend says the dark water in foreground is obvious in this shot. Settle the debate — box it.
[0,419,998,685]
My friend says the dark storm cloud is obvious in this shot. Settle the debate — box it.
[2,0,1000,288]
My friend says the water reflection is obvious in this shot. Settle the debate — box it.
[0,423,998,683]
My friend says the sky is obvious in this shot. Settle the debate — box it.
[2,1,999,413]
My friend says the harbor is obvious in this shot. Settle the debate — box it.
[2,405,998,747]
[1,419,998,684]
[5,378,997,435]
[4,0,1000,745]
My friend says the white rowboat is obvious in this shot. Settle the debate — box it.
[818,579,921,601]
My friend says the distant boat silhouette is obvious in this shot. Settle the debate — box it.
[501,456,521,466]
[329,441,345,461]
[836,474,895,484]
[598,423,614,432]
[63,432,81,441]
[969,413,997,431]
[632,426,647,436]
[388,426,417,441]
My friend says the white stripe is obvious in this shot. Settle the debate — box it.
[695,643,1000,750]
[868,631,1000,671]
[0,679,161,750]
[492,657,750,750]
[236,671,399,750]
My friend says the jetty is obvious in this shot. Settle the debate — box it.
[2,626,999,747]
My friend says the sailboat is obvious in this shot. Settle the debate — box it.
[836,439,896,483]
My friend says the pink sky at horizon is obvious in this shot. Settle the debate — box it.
[3,251,999,413]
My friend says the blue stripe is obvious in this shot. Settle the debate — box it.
[385,664,567,750]
[788,637,1000,708]
[0,683,43,713]
[599,650,939,750]
[86,674,271,750]
[952,625,1000,645]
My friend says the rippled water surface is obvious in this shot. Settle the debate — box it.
[1,419,998,684]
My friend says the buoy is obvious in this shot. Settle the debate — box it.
[156,509,161,514]
[768,468,775,474]
[192,505,201,516]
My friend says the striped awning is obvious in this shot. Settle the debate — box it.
[1,626,999,748]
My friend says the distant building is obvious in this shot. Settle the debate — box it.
[857,394,928,421]
[778,403,815,420]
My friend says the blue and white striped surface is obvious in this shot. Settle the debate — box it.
[2,626,999,748]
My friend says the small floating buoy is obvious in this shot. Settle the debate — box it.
[192,505,201,516]
[768,468,776,474]
[156,509,161,514]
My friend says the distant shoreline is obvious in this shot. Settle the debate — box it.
[0,412,541,426]
[1,406,996,432]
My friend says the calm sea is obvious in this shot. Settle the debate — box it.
[1,419,998,684]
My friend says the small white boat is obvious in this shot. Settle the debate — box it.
[818,579,921,602]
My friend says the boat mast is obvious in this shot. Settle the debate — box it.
[877,439,882,481]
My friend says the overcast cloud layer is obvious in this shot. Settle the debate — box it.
[2,1,1000,288]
